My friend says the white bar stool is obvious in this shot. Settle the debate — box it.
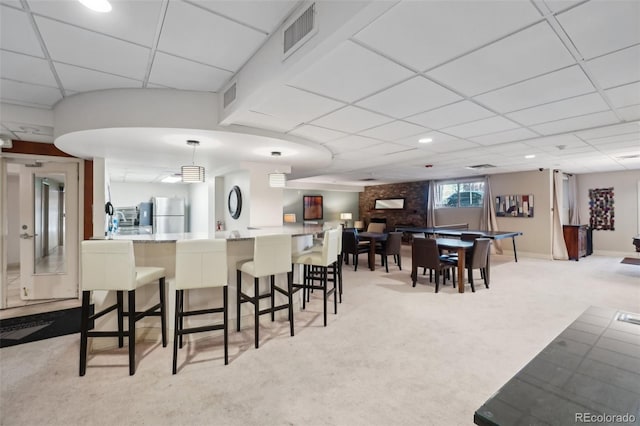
[173,239,228,374]
[236,234,293,349]
[79,240,167,376]
[292,228,340,326]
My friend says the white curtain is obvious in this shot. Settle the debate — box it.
[426,181,436,227]
[480,176,502,254]
[552,171,569,260]
[567,174,581,225]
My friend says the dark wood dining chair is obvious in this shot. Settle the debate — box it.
[342,229,369,271]
[411,238,456,292]
[376,231,402,272]
[466,238,491,292]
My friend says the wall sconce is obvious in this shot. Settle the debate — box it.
[283,213,296,223]
[269,172,286,188]
[340,212,352,227]
[182,140,205,183]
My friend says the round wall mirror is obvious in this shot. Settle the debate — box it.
[228,186,242,219]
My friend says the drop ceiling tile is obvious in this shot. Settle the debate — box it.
[0,5,43,57]
[353,1,541,71]
[28,0,162,46]
[35,16,150,80]
[55,63,142,92]
[542,1,583,13]
[584,133,640,146]
[469,128,539,145]
[232,110,300,133]
[355,76,462,118]
[289,41,414,103]
[158,1,266,71]
[0,50,57,87]
[556,0,640,60]
[474,66,595,113]
[530,111,619,135]
[425,138,480,154]
[337,142,411,159]
[587,45,640,89]
[427,22,576,96]
[596,139,640,153]
[405,101,494,130]
[618,104,640,121]
[358,120,428,141]
[325,135,382,154]
[605,82,640,108]
[148,52,232,92]
[441,116,520,139]
[0,79,61,107]
[310,106,392,134]
[576,122,639,140]
[254,86,345,123]
[523,134,585,150]
[189,0,297,34]
[288,125,347,143]
[507,93,610,126]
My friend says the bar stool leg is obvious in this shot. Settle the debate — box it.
[179,287,184,349]
[79,290,90,376]
[254,277,260,349]
[159,277,167,347]
[172,289,181,374]
[287,271,294,337]
[270,275,275,322]
[236,270,242,332]
[128,290,136,376]
[223,286,228,365]
[323,267,328,327]
[116,291,124,348]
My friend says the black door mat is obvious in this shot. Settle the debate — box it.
[0,307,83,348]
[621,257,640,266]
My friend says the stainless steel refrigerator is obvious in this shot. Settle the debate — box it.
[152,197,185,234]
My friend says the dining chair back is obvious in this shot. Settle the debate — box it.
[376,231,402,273]
[342,229,368,271]
[411,238,456,292]
[366,222,386,233]
[466,238,491,292]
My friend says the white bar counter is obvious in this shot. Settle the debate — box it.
[91,226,323,350]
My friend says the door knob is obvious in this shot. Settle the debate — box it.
[19,232,37,239]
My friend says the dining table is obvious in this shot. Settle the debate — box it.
[436,238,477,293]
[357,231,388,271]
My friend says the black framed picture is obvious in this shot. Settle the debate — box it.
[303,195,323,220]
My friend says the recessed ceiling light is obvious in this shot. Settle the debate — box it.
[525,154,536,159]
[418,138,433,144]
[78,0,112,13]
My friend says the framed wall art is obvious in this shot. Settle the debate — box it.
[495,194,534,217]
[303,195,323,220]
[589,187,614,230]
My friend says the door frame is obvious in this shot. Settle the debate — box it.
[0,152,85,309]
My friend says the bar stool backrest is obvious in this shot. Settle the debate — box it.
[81,240,136,291]
[253,234,292,277]
[321,229,340,265]
[176,239,228,290]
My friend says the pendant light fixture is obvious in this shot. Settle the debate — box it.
[268,150,286,187]
[182,140,205,183]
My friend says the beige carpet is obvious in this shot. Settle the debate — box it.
[1,250,639,426]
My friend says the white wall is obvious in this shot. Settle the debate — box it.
[188,182,210,233]
[283,188,359,224]
[109,182,190,207]
[577,170,640,255]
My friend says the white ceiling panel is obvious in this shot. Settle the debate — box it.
[355,76,462,119]
[585,132,639,146]
[441,116,520,139]
[337,142,410,160]
[353,1,541,71]
[324,135,383,154]
[27,0,163,46]
[556,0,640,60]
[289,41,414,103]
[596,139,640,153]
[35,16,150,80]
[358,120,428,141]
[474,65,595,113]
[427,22,576,96]
[425,138,480,153]
[310,106,392,134]
[0,5,43,57]
[148,52,232,92]
[0,50,57,87]
[405,100,494,130]
[605,81,640,108]
[288,125,346,143]
[232,110,300,133]
[587,44,640,89]
[506,93,610,126]
[189,0,297,34]
[530,110,619,135]
[393,130,461,148]
[254,86,345,123]
[576,121,640,140]
[522,133,586,149]
[55,62,141,92]
[469,127,539,145]
[0,79,61,107]
[158,0,265,71]
[618,104,640,121]
[542,1,583,13]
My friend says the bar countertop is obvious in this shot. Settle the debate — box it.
[109,224,325,243]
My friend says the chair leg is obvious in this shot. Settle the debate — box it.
[483,268,489,288]
[354,254,358,271]
[172,289,181,374]
[159,277,167,347]
[116,291,124,348]
[385,255,389,273]
[128,290,136,376]
[337,254,343,303]
[287,271,294,337]
[223,286,228,365]
[179,288,184,349]
[468,268,476,292]
[323,267,328,327]
[435,271,440,293]
[79,290,90,376]
[398,255,402,271]
[332,264,338,315]
[270,275,275,322]
[254,277,260,349]
[236,270,242,332]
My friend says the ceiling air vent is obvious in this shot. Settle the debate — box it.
[466,164,496,170]
[359,178,376,182]
[223,82,236,108]
[616,154,640,160]
[283,3,316,59]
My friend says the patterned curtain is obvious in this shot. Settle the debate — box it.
[480,176,502,254]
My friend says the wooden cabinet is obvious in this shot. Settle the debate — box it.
[563,225,589,261]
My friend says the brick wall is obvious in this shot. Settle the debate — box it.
[359,181,429,230]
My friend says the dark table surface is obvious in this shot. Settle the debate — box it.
[394,227,522,240]
[474,306,640,426]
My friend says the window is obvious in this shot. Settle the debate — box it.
[435,180,484,208]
